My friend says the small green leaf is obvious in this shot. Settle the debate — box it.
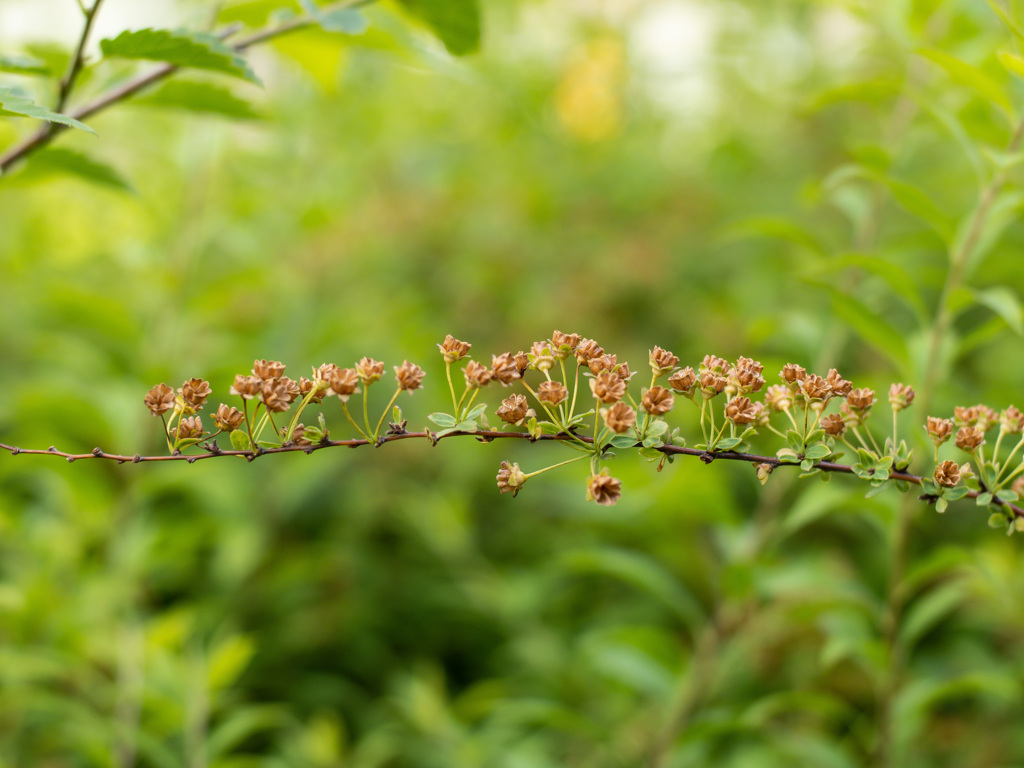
[230,431,251,451]
[716,437,743,451]
[976,492,994,506]
[777,448,800,463]
[935,497,949,513]
[454,420,477,432]
[996,489,1020,502]
[256,440,279,449]
[0,87,94,133]
[0,53,50,75]
[132,80,262,119]
[864,482,889,499]
[917,48,1012,116]
[989,512,1009,528]
[465,403,488,420]
[645,420,669,438]
[399,0,481,55]
[638,447,664,460]
[800,458,815,471]
[100,28,261,84]
[804,443,831,460]
[609,435,638,449]
[943,486,970,501]
[787,430,804,452]
[20,147,132,192]
[427,412,457,428]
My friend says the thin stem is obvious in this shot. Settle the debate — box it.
[523,454,590,479]
[362,384,372,437]
[373,387,403,441]
[445,362,458,415]
[340,401,370,441]
[996,434,1024,485]
[285,387,320,442]
[56,0,106,114]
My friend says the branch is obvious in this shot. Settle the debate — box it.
[3,430,1021,519]
[0,0,363,174]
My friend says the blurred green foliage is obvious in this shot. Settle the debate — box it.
[3,0,1024,765]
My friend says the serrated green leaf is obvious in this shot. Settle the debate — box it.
[21,148,132,192]
[0,53,50,75]
[132,80,262,119]
[229,431,251,451]
[538,421,562,435]
[917,48,1012,116]
[100,28,261,84]
[399,0,481,55]
[0,87,94,133]
[427,412,457,428]
[970,285,1023,335]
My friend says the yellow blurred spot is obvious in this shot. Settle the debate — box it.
[555,38,625,142]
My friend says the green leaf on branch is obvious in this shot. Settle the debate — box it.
[464,403,488,421]
[976,492,994,507]
[22,148,132,192]
[132,80,262,119]
[100,28,261,84]
[777,448,800,464]
[935,497,949,513]
[230,431,251,451]
[644,420,668,438]
[996,489,1020,502]
[917,48,1012,117]
[0,53,50,75]
[943,486,970,501]
[609,435,638,449]
[0,87,94,133]
[398,0,481,55]
[427,412,457,428]
[715,437,744,451]
[638,447,664,461]
[803,443,831,460]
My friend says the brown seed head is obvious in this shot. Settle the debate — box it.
[395,361,426,392]
[725,395,758,424]
[586,471,622,506]
[438,335,472,363]
[751,401,769,427]
[699,371,728,399]
[212,404,244,432]
[291,424,313,446]
[575,338,604,365]
[802,374,831,400]
[299,377,325,404]
[464,360,493,388]
[496,460,527,497]
[538,380,569,406]
[1001,406,1024,434]
[356,357,385,385]
[763,384,793,412]
[668,367,697,394]
[278,377,300,404]
[588,353,617,375]
[955,426,985,452]
[176,415,203,440]
[590,370,626,403]
[615,362,634,381]
[253,359,285,381]
[934,460,961,488]
[821,413,846,437]
[491,353,521,386]
[825,369,852,397]
[261,380,292,413]
[955,404,997,431]
[649,346,680,377]
[780,364,806,387]
[513,351,530,374]
[700,355,732,376]
[888,383,915,412]
[329,368,359,401]
[642,386,675,416]
[736,356,764,376]
[732,358,766,394]
[496,394,532,424]
[180,377,212,409]
[847,387,876,412]
[603,402,636,434]
[528,341,556,372]
[551,330,581,359]
[230,374,262,400]
[314,363,339,384]
[145,383,176,416]
[925,417,954,445]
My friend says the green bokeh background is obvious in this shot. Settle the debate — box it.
[3,0,1024,765]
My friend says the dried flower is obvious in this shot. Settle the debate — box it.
[513,351,530,374]
[755,462,773,485]
[780,364,806,387]
[253,359,285,381]
[889,383,915,411]
[329,368,359,402]
[825,369,852,397]
[668,367,697,395]
[261,380,292,413]
[955,426,985,452]
[551,330,581,359]
[180,377,212,409]
[649,346,679,377]
[279,377,301,404]
[464,360,493,388]
[314,363,339,383]
[700,355,732,375]
[590,370,626,403]
[642,386,675,416]
[847,388,876,412]
[291,424,313,446]
[699,371,728,399]
[731,357,765,394]
[934,460,961,488]
[603,402,636,434]
[926,417,954,445]
[528,341,556,372]
[230,374,262,400]
[615,362,634,382]
[497,394,531,424]
[763,385,792,412]
[438,335,472,363]
[496,460,527,497]
[212,404,244,432]
[586,470,622,506]
[176,415,203,440]
[588,353,618,375]
[821,413,846,437]
[491,353,521,386]
[955,404,997,431]
[1000,406,1024,434]
[356,357,385,385]
[144,383,176,416]
[538,380,569,406]
[725,395,758,424]
[802,374,831,400]
[395,361,425,392]
[299,377,325,404]
[575,338,604,365]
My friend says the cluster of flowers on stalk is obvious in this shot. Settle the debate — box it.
[145,357,425,454]
[144,333,1024,531]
